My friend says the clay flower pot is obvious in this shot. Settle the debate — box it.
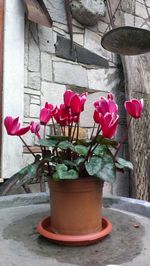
[37,177,112,246]
[49,177,103,235]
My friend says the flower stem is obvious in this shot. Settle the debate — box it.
[52,117,57,135]
[85,129,101,162]
[90,123,96,140]
[71,123,76,142]
[114,117,132,158]
[19,136,36,158]
[44,125,46,139]
[61,125,65,136]
[76,123,79,142]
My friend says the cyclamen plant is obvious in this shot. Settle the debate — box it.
[4,90,143,183]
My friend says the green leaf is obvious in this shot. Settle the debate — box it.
[63,160,77,167]
[85,157,103,176]
[74,157,85,166]
[85,154,115,183]
[57,141,75,151]
[115,162,125,169]
[56,164,79,180]
[38,139,58,147]
[77,139,92,146]
[27,164,39,177]
[116,157,133,170]
[47,135,69,141]
[52,172,59,181]
[74,145,89,156]
[93,145,109,156]
[95,155,116,183]
[96,135,118,147]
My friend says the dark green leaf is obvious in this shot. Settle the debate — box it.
[115,162,125,169]
[57,141,75,151]
[85,157,103,176]
[116,157,133,170]
[47,135,69,141]
[76,139,92,146]
[52,172,59,181]
[27,164,39,177]
[94,155,116,183]
[63,160,77,167]
[38,139,58,147]
[93,145,109,156]
[56,164,79,180]
[74,145,89,156]
[96,135,118,147]
[74,157,85,166]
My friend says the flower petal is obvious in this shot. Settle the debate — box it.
[64,90,75,107]
[16,126,30,136]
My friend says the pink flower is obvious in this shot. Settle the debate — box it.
[107,92,114,100]
[30,121,41,139]
[40,108,51,125]
[53,105,70,126]
[4,116,30,136]
[64,90,75,108]
[94,93,118,117]
[93,110,100,124]
[45,102,54,111]
[98,113,119,139]
[125,98,144,119]
[70,93,88,115]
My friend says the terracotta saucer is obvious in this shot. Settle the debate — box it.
[37,216,112,246]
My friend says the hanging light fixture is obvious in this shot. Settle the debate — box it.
[101,0,150,55]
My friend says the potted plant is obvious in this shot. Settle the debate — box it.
[4,90,143,245]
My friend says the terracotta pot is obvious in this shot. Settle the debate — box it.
[48,177,104,236]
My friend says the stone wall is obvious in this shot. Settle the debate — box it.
[22,0,124,195]
[23,1,120,168]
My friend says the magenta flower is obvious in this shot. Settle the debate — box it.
[70,93,88,115]
[40,108,51,125]
[30,121,41,140]
[94,93,118,117]
[125,98,144,119]
[98,113,119,139]
[64,90,75,108]
[4,116,30,136]
[107,92,114,100]
[93,110,100,124]
[45,102,54,110]
[53,105,70,126]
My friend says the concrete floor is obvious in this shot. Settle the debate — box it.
[0,196,150,266]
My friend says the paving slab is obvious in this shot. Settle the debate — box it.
[0,194,150,266]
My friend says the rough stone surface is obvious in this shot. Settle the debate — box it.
[55,35,109,67]
[38,26,55,53]
[24,88,41,97]
[46,0,67,24]
[53,61,88,88]
[28,32,40,72]
[73,33,84,46]
[30,95,40,105]
[84,29,112,61]
[0,199,150,266]
[41,52,52,82]
[24,94,30,117]
[87,68,120,91]
[71,0,106,26]
[30,104,40,118]
[41,82,66,107]
[28,72,41,90]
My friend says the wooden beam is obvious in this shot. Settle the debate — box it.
[0,0,4,182]
[23,0,52,27]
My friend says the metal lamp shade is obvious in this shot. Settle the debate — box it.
[101,26,150,55]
